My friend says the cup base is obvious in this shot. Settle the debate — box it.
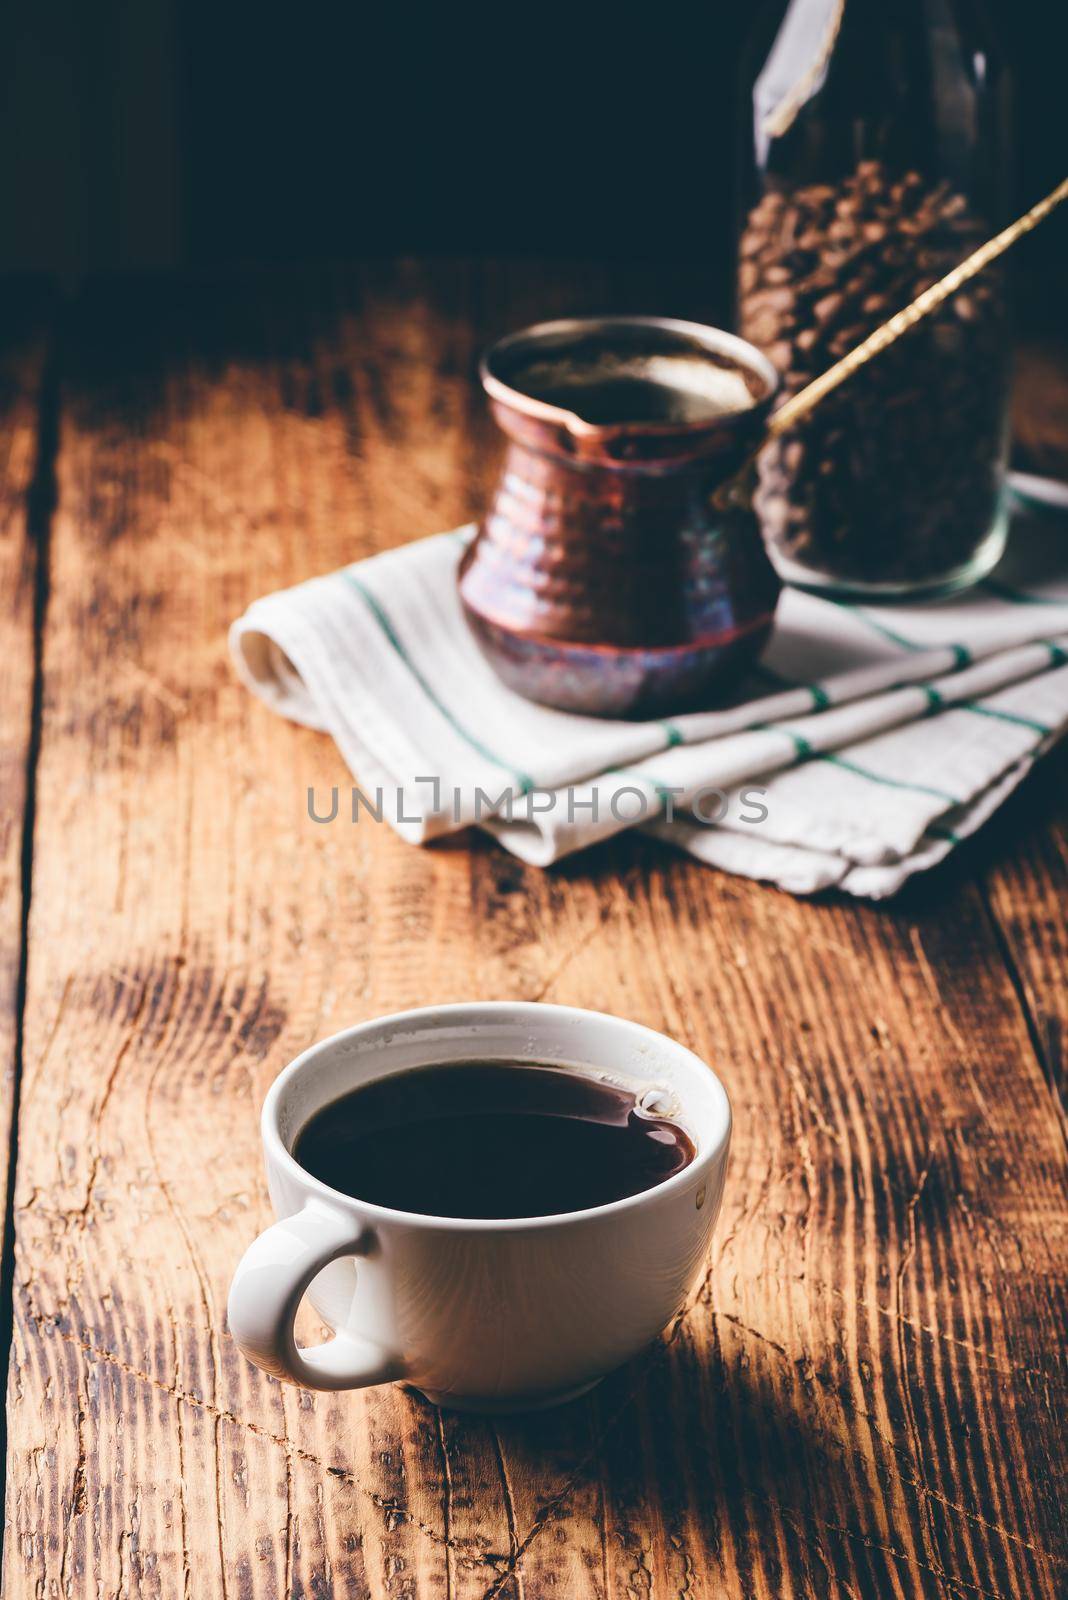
[406,1376,603,1414]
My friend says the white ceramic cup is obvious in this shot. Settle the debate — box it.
[227,1002,732,1413]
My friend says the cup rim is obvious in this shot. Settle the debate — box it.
[480,314,779,441]
[262,1001,732,1232]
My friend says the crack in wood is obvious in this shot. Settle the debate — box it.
[0,320,60,1559]
[752,1486,1014,1600]
[19,1300,510,1570]
[72,976,152,1223]
[815,1280,1062,1386]
[58,1384,88,1596]
[714,1173,1062,1387]
[479,1286,1063,1600]
[775,1500,863,1600]
[488,1425,522,1573]
[435,1407,456,1600]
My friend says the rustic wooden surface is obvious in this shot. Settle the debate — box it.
[0,284,53,1293]
[1,263,1066,1599]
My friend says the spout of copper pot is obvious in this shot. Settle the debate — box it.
[559,409,605,448]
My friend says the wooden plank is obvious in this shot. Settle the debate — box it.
[1011,339,1068,478]
[976,750,1068,1127]
[0,285,52,1204]
[978,359,1068,1143]
[0,281,54,1490]
[3,263,1066,1600]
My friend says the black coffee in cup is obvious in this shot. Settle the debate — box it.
[293,1061,695,1220]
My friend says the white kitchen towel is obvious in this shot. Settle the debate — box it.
[230,482,1068,897]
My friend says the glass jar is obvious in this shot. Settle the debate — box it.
[737,0,1012,597]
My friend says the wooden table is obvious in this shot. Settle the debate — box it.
[1,263,1065,1599]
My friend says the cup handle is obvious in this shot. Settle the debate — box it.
[227,1201,401,1391]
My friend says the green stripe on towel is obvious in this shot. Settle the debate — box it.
[832,602,921,651]
[817,753,960,805]
[748,721,813,758]
[768,724,957,802]
[782,730,814,759]
[961,703,1052,736]
[342,571,535,793]
[834,600,978,672]
[917,682,1050,735]
[750,662,832,712]
[831,606,975,670]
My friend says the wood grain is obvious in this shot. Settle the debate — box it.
[985,370,1068,1151]
[2,263,1066,1599]
[0,282,53,1293]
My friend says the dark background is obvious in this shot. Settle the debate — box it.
[2,1,1064,320]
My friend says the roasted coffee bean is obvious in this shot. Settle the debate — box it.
[738,160,1008,588]
[812,292,844,326]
